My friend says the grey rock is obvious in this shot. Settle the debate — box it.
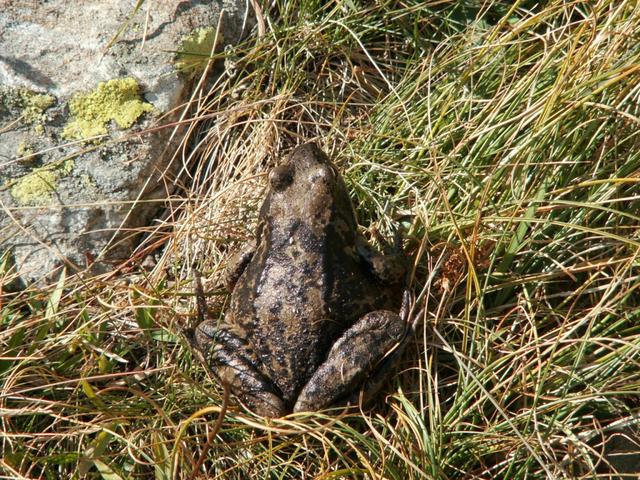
[0,0,254,284]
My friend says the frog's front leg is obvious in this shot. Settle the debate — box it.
[293,311,405,413]
[224,241,256,291]
[195,320,287,417]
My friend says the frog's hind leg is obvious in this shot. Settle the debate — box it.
[195,321,287,418]
[293,310,405,413]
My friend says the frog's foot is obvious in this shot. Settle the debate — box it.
[356,234,407,285]
[293,311,405,413]
[195,321,287,418]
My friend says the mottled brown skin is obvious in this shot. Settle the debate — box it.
[195,143,405,417]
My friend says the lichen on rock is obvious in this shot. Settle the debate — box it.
[175,27,221,75]
[62,78,154,140]
[10,160,75,206]
[21,90,56,124]
[16,140,36,162]
[0,87,56,130]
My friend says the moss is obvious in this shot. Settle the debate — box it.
[10,160,75,206]
[175,27,221,75]
[62,78,153,141]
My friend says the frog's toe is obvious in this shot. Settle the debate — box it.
[213,357,287,417]
[239,389,288,418]
[293,310,405,413]
[214,354,289,418]
[197,324,288,417]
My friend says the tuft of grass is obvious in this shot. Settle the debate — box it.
[2,1,640,478]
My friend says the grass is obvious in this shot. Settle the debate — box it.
[2,0,640,478]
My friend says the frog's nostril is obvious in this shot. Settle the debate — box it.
[309,165,335,185]
[269,164,294,191]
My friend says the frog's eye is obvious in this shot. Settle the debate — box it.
[269,164,294,192]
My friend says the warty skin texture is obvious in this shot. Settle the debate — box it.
[195,143,406,417]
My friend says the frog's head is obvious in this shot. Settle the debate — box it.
[268,143,334,192]
[262,143,358,238]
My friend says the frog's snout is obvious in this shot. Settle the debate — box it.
[269,164,294,192]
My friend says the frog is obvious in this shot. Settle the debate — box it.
[194,142,407,417]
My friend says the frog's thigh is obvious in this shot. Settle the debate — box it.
[195,320,287,418]
[293,310,404,413]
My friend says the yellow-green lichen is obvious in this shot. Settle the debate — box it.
[16,141,35,161]
[59,159,75,176]
[10,160,75,206]
[62,78,153,141]
[80,174,97,190]
[11,170,57,205]
[175,27,221,75]
[21,90,56,124]
[0,87,55,131]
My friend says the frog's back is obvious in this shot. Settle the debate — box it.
[229,219,398,405]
